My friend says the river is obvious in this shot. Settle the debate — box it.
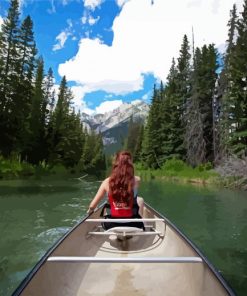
[0,177,246,295]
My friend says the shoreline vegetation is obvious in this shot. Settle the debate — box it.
[135,158,247,191]
[0,156,104,180]
[1,156,247,191]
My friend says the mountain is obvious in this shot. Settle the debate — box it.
[81,100,149,154]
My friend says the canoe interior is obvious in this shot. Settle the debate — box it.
[16,205,233,296]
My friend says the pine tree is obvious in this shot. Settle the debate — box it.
[91,133,106,172]
[202,44,218,161]
[158,37,191,162]
[48,76,88,168]
[159,36,192,162]
[185,45,218,164]
[61,109,85,168]
[227,0,247,156]
[141,85,163,168]
[0,0,20,156]
[125,116,142,156]
[16,15,36,156]
[216,4,238,160]
[133,124,144,162]
[50,76,72,165]
[44,67,55,123]
[27,57,45,164]
[160,59,179,160]
[174,35,191,159]
[81,129,96,170]
[185,48,206,166]
[0,0,20,104]
[45,68,56,162]
[18,16,36,80]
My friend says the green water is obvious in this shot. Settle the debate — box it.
[0,178,246,295]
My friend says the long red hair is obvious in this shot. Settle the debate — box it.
[109,151,134,205]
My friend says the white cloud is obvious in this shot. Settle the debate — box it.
[70,86,123,115]
[53,31,70,51]
[84,31,90,38]
[217,42,227,54]
[81,10,100,26]
[95,100,123,114]
[53,19,73,51]
[82,107,95,115]
[70,85,94,114]
[88,15,100,25]
[59,0,244,97]
[131,99,142,105]
[59,37,144,93]
[187,0,202,8]
[105,94,113,98]
[81,16,87,24]
[116,0,129,7]
[54,84,60,95]
[67,18,73,28]
[19,0,25,10]
[211,0,220,14]
[142,92,151,101]
[0,16,3,28]
[71,85,88,106]
[84,0,103,10]
[47,0,56,14]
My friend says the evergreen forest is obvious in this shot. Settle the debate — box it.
[125,2,247,174]
[0,0,105,177]
[1,0,247,180]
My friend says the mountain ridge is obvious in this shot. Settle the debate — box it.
[81,100,149,153]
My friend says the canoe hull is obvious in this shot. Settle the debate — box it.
[12,203,235,296]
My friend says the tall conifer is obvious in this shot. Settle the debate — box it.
[227,0,247,156]
[185,48,206,165]
[216,4,238,160]
[27,57,45,163]
[142,85,162,168]
[0,0,20,156]
[16,15,36,156]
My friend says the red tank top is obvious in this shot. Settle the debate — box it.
[108,193,133,218]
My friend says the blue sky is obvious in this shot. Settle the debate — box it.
[0,0,243,114]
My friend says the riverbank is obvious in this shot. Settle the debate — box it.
[0,156,104,180]
[135,158,247,191]
[1,156,246,191]
[214,156,247,191]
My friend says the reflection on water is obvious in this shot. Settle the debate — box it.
[0,178,95,295]
[141,180,247,295]
[0,178,246,295]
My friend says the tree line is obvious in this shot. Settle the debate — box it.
[1,0,246,174]
[0,0,105,172]
[126,1,247,169]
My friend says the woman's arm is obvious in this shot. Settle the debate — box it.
[87,179,107,212]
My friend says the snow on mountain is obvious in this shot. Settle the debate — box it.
[81,100,149,134]
[81,100,149,153]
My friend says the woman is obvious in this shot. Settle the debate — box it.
[87,151,144,229]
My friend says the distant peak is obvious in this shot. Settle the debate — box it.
[81,99,149,133]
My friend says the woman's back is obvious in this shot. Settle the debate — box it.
[87,151,144,218]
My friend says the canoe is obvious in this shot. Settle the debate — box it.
[12,202,235,296]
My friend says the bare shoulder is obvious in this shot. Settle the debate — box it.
[135,176,141,187]
[102,177,110,185]
[135,175,141,182]
[102,177,110,190]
